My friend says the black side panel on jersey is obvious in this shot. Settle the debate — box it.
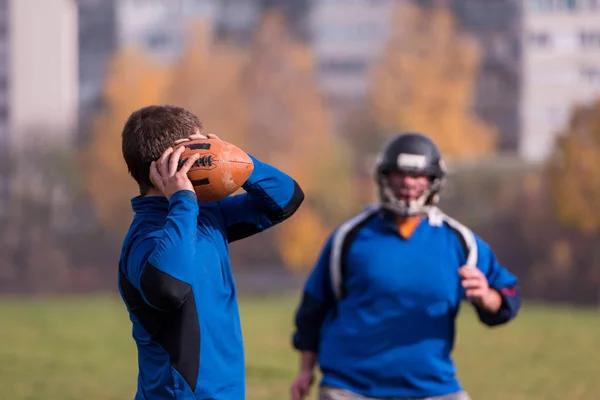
[119,269,201,391]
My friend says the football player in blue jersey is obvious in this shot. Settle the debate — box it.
[118,104,304,400]
[290,132,520,400]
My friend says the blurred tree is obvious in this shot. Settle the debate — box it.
[546,98,600,304]
[547,98,600,233]
[166,20,264,266]
[0,143,76,293]
[242,11,358,270]
[82,47,171,232]
[167,21,249,148]
[368,1,496,159]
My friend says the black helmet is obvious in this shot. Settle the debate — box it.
[374,132,446,216]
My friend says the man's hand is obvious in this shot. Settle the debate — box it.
[290,369,314,400]
[459,265,502,313]
[150,145,200,200]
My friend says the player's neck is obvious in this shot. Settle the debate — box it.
[144,188,165,198]
[395,215,423,239]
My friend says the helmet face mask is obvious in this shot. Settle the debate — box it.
[374,133,446,217]
[378,173,443,217]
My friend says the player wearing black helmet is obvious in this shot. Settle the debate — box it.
[375,132,446,217]
[290,132,521,400]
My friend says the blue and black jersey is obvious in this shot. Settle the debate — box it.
[293,206,520,399]
[118,155,304,400]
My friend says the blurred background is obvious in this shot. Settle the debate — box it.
[0,1,599,399]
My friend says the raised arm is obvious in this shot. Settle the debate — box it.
[217,154,304,242]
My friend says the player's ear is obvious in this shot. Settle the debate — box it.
[149,161,159,186]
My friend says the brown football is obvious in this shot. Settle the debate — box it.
[169,138,253,203]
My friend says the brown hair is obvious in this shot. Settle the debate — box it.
[121,104,202,195]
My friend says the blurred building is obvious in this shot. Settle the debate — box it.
[9,0,78,149]
[0,0,8,154]
[309,0,394,108]
[520,0,600,163]
[78,0,117,137]
[0,0,8,211]
[198,0,311,44]
[215,0,310,45]
[260,0,311,40]
[116,0,218,64]
[214,0,262,44]
[0,0,78,219]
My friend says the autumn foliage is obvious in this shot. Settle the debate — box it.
[368,2,496,159]
[167,21,249,149]
[240,12,358,269]
[83,48,171,230]
[547,98,600,234]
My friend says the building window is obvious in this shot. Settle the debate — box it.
[147,32,172,49]
[580,66,600,83]
[535,0,590,10]
[580,30,600,48]
[528,32,552,48]
[554,0,579,9]
[0,105,8,120]
[317,24,382,42]
[319,59,368,74]
[529,0,553,10]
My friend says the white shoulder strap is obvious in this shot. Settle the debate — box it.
[428,207,478,267]
[330,206,379,300]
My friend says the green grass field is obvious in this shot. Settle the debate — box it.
[0,295,598,400]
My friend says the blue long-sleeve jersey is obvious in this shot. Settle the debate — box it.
[292,206,520,399]
[118,155,304,400]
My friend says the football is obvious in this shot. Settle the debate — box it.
[166,138,253,203]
